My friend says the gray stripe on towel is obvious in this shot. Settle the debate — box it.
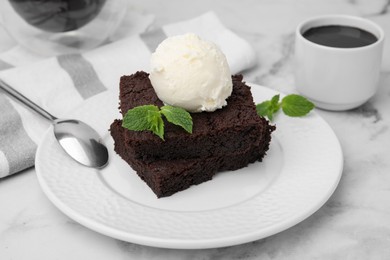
[0,94,37,176]
[57,54,106,99]
[0,60,13,71]
[140,28,167,52]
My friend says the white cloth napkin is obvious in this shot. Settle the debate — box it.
[0,12,257,178]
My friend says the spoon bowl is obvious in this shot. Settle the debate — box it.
[54,119,109,168]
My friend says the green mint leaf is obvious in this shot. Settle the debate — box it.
[256,100,271,117]
[147,110,165,140]
[161,105,193,134]
[270,94,280,107]
[281,94,315,117]
[270,94,281,119]
[256,94,281,121]
[122,105,159,131]
[256,101,275,120]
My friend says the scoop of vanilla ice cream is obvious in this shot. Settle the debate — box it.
[149,33,232,112]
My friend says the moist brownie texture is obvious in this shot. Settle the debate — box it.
[110,71,275,198]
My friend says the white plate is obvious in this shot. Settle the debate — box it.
[35,84,343,249]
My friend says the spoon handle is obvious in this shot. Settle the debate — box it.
[0,79,57,121]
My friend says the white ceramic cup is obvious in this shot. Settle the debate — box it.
[294,15,385,111]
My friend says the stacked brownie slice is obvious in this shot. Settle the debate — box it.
[110,71,275,198]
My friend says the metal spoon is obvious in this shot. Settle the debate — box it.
[0,79,109,168]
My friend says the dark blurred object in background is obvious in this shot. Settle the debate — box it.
[1,0,125,55]
[9,0,107,33]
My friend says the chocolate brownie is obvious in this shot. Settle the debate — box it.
[110,119,272,197]
[110,71,275,198]
[118,71,272,162]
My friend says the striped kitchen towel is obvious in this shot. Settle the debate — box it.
[0,12,257,178]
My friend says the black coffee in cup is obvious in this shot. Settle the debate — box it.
[8,0,107,33]
[302,25,377,48]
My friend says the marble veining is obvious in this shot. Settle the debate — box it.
[349,101,382,122]
[1,0,390,259]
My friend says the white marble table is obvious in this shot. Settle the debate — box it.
[1,0,390,259]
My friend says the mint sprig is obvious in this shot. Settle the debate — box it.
[122,105,193,140]
[256,94,314,120]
